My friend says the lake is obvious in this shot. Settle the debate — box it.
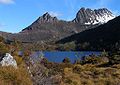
[29,51,101,63]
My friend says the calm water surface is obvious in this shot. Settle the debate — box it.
[30,51,101,63]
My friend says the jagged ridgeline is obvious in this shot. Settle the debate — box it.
[0,8,115,43]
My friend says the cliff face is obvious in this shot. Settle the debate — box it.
[73,8,115,25]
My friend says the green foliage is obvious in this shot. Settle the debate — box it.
[58,41,76,51]
[64,41,76,51]
[109,55,120,64]
[82,56,103,64]
[101,50,108,57]
[107,51,120,64]
[63,57,71,64]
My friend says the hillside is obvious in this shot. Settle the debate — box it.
[57,16,120,51]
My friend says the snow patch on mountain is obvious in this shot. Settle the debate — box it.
[74,8,116,25]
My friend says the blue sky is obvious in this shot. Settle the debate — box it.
[0,0,120,33]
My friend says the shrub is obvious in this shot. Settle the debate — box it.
[73,65,83,74]
[58,41,76,51]
[63,57,71,64]
[82,56,103,65]
[109,55,120,64]
[64,41,76,51]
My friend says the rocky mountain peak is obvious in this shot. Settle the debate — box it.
[36,12,58,24]
[73,8,115,25]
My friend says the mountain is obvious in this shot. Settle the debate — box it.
[22,12,58,32]
[73,7,115,25]
[57,16,120,51]
[0,8,115,43]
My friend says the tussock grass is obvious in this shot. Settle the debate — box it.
[62,64,120,85]
[0,56,33,85]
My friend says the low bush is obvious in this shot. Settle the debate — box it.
[63,57,71,64]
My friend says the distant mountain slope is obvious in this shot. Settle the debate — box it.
[8,21,92,43]
[0,8,115,43]
[57,16,120,51]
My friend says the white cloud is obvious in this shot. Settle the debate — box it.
[0,0,15,4]
[49,11,62,17]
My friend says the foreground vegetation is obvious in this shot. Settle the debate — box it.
[40,51,120,85]
[0,62,32,85]
[0,36,120,85]
[62,64,120,85]
[33,61,120,85]
[0,36,33,85]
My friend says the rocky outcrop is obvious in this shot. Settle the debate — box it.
[0,53,17,68]
[29,51,44,64]
[26,53,62,85]
[73,7,115,25]
[36,12,58,24]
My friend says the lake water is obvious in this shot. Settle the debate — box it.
[29,51,101,63]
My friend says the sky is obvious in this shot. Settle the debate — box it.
[0,0,120,33]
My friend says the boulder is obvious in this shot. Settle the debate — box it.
[0,53,17,68]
